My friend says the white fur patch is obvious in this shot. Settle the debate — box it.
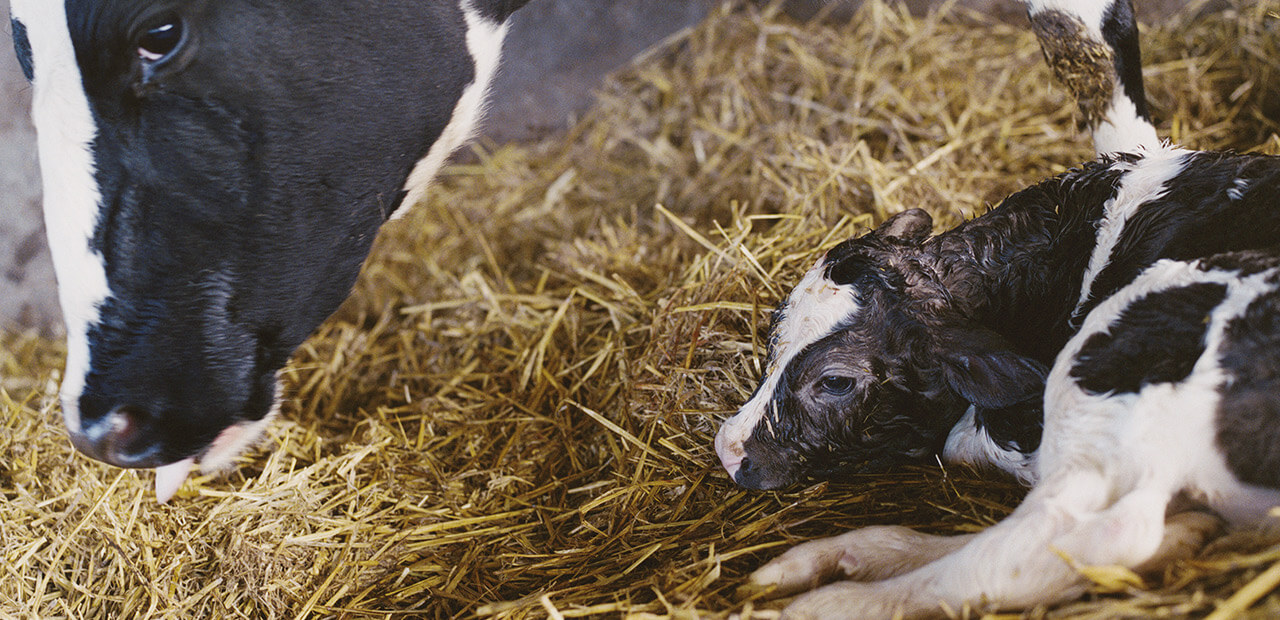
[942,406,1038,485]
[1071,146,1190,321]
[1179,268,1280,523]
[715,256,861,476]
[1227,178,1249,202]
[1091,89,1161,155]
[10,0,111,435]
[392,1,508,219]
[1047,258,1280,524]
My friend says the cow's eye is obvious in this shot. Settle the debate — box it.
[137,19,183,62]
[817,375,855,397]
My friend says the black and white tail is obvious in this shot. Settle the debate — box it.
[1025,0,1159,155]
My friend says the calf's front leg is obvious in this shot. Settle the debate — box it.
[743,526,975,598]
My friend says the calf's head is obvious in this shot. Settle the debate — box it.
[714,209,1046,490]
[9,0,528,495]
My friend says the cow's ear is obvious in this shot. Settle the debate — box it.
[472,0,534,22]
[934,325,1047,410]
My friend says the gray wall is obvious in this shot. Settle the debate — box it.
[1,0,55,333]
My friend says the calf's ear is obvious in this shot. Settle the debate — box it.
[874,208,933,241]
[935,326,1047,409]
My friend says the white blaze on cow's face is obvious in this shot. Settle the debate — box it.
[11,0,530,501]
[8,0,110,438]
[714,256,861,480]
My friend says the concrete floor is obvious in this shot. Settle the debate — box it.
[0,0,1199,333]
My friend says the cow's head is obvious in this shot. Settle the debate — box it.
[9,0,529,499]
[714,209,1046,490]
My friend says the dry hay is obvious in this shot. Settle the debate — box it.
[2,1,1279,618]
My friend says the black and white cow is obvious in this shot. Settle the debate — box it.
[729,151,1280,617]
[9,0,528,501]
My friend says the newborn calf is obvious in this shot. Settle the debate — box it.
[722,149,1280,617]
[717,148,1280,489]
[716,0,1168,490]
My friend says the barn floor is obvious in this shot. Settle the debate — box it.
[2,2,1279,618]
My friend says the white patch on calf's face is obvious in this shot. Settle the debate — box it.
[768,258,863,377]
[715,255,861,476]
[393,1,508,219]
[10,0,110,435]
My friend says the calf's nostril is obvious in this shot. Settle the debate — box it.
[733,456,792,491]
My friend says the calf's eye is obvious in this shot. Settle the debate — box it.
[137,20,183,62]
[818,375,855,396]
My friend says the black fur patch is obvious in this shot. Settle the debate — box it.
[1216,285,1280,488]
[11,18,33,81]
[944,158,1124,363]
[1099,0,1149,121]
[1070,282,1228,395]
[471,0,533,22]
[974,398,1043,454]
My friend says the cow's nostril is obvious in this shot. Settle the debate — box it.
[107,405,146,439]
[734,457,757,484]
[70,404,167,468]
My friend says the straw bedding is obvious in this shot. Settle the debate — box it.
[2,1,1278,617]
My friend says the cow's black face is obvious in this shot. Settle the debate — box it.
[11,0,526,496]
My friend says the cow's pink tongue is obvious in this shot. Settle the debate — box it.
[154,457,196,504]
